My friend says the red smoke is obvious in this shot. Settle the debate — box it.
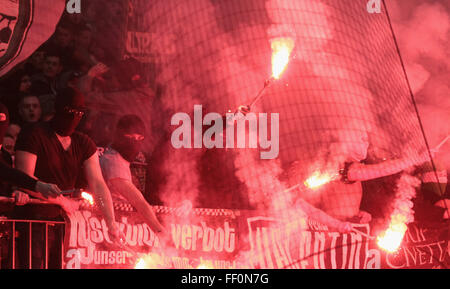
[387,0,450,171]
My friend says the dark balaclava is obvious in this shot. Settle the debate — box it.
[111,115,145,162]
[51,87,86,136]
[0,103,10,141]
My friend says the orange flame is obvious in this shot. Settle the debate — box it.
[196,263,213,269]
[134,254,162,269]
[304,172,334,189]
[81,191,94,205]
[270,37,295,79]
[377,214,408,253]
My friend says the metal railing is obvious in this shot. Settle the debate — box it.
[0,197,65,269]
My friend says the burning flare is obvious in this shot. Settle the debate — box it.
[81,191,94,205]
[304,171,335,189]
[377,214,408,253]
[376,174,419,253]
[135,258,147,269]
[134,254,162,269]
[196,263,213,269]
[270,37,295,79]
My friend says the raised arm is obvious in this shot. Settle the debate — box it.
[77,62,109,95]
[347,151,431,182]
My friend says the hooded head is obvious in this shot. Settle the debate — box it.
[344,130,369,162]
[0,103,10,142]
[329,129,370,164]
[51,87,86,136]
[111,114,145,162]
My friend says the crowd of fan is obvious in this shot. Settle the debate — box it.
[0,11,449,215]
[0,10,166,268]
[0,10,145,163]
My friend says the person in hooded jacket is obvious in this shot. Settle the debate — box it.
[287,130,435,224]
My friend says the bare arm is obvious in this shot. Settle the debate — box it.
[77,75,95,95]
[109,178,165,233]
[78,63,109,94]
[14,150,42,199]
[83,152,117,232]
[14,151,37,177]
[347,152,430,182]
[296,198,352,233]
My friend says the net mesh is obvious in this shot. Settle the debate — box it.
[87,0,446,228]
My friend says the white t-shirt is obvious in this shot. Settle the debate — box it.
[99,147,131,203]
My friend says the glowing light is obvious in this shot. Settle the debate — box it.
[133,254,163,269]
[81,191,94,205]
[377,174,419,253]
[270,37,295,79]
[196,263,213,269]
[304,172,333,189]
[135,258,147,269]
[377,214,408,253]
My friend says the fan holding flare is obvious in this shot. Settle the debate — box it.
[286,128,436,225]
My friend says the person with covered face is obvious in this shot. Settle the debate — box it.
[329,130,433,223]
[13,87,118,232]
[289,130,433,224]
[99,115,169,242]
[13,87,119,268]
